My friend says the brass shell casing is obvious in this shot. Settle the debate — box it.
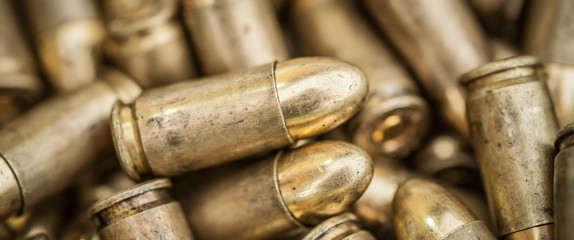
[111,57,368,180]
[554,123,574,239]
[545,63,574,128]
[22,0,105,92]
[302,213,375,240]
[393,179,496,240]
[89,179,194,240]
[103,0,197,88]
[182,0,289,74]
[362,0,491,138]
[461,56,557,237]
[178,141,373,240]
[289,0,430,157]
[0,69,141,220]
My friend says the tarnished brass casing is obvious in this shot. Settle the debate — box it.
[545,63,574,128]
[0,1,43,125]
[362,0,490,137]
[89,179,194,240]
[182,0,289,74]
[393,179,496,240]
[289,0,430,157]
[103,0,197,88]
[22,0,105,92]
[461,56,557,238]
[178,141,373,240]
[112,57,368,180]
[554,123,574,239]
[0,69,141,220]
[302,213,375,240]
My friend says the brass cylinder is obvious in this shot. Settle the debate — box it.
[0,69,141,220]
[362,0,490,138]
[393,178,496,240]
[545,63,574,128]
[302,213,375,240]
[89,178,194,240]
[22,0,105,92]
[178,141,373,240]
[289,0,430,158]
[182,0,289,74]
[103,0,197,88]
[554,123,574,239]
[461,56,557,238]
[112,57,368,180]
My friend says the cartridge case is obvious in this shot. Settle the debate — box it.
[182,0,289,74]
[393,178,496,240]
[89,178,194,240]
[545,63,574,128]
[362,0,490,137]
[103,0,197,88]
[22,0,105,92]
[0,69,141,220]
[112,57,368,180]
[302,213,375,240]
[177,141,373,240]
[289,0,430,157]
[461,56,557,238]
[554,123,574,239]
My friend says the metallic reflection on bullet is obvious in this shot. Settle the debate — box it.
[554,123,574,239]
[302,213,375,240]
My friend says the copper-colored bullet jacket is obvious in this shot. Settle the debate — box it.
[302,213,375,240]
[0,69,141,220]
[554,123,574,239]
[182,0,289,74]
[112,57,368,180]
[179,141,373,240]
[362,0,490,138]
[89,179,194,240]
[393,179,496,240]
[461,56,557,237]
[289,0,430,157]
[545,63,574,128]
[22,0,105,92]
[103,0,197,88]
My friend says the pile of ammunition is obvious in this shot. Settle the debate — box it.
[0,0,572,239]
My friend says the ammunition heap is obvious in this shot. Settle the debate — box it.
[0,0,571,239]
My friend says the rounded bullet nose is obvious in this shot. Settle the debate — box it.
[275,57,369,140]
[277,141,373,225]
[555,122,574,151]
[0,157,22,220]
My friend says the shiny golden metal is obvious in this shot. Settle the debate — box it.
[545,63,574,128]
[461,56,557,238]
[89,178,194,240]
[393,178,496,240]
[112,57,368,180]
[302,213,375,240]
[103,0,197,88]
[182,0,289,74]
[362,0,490,138]
[289,0,430,157]
[0,69,141,220]
[554,123,574,239]
[22,0,105,92]
[177,141,373,240]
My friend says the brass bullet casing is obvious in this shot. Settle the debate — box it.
[0,69,141,220]
[89,178,194,240]
[302,213,375,240]
[103,0,197,88]
[112,57,368,180]
[545,63,574,128]
[362,0,490,138]
[393,178,496,240]
[22,0,105,92]
[554,123,574,239]
[289,0,430,157]
[461,56,557,238]
[182,0,289,75]
[178,141,373,240]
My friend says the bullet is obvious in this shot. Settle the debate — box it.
[545,63,574,128]
[393,178,496,240]
[362,0,491,138]
[302,213,376,240]
[289,0,430,157]
[554,123,574,239]
[102,0,198,88]
[177,141,373,240]
[0,69,141,220]
[461,56,557,238]
[89,178,194,240]
[22,0,105,92]
[112,57,368,180]
[182,0,289,74]
[0,1,43,125]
